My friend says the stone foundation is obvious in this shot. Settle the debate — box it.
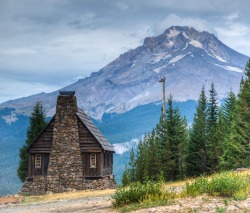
[19,176,47,196]
[19,176,116,196]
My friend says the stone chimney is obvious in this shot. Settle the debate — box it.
[56,91,78,120]
[47,91,84,193]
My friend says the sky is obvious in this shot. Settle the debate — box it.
[0,0,250,104]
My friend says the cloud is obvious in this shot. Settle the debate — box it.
[0,78,64,103]
[153,14,216,36]
[215,12,250,55]
[0,0,250,103]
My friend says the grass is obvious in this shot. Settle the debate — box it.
[22,188,115,204]
[185,172,250,199]
[112,170,250,212]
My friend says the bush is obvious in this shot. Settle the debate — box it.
[112,181,166,207]
[186,172,250,198]
[208,173,245,197]
[186,176,209,196]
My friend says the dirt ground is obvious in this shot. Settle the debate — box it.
[1,190,250,212]
[0,196,24,205]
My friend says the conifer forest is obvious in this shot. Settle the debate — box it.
[122,59,250,185]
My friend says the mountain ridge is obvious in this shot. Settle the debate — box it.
[0,26,248,120]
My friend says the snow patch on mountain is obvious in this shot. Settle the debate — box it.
[169,52,191,64]
[153,65,167,73]
[113,137,141,154]
[206,50,227,63]
[165,40,174,48]
[213,55,227,63]
[182,43,188,51]
[167,28,180,38]
[182,32,203,49]
[214,64,243,73]
[131,60,137,68]
[189,40,203,48]
[149,53,171,64]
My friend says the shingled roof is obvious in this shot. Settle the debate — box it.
[77,108,114,152]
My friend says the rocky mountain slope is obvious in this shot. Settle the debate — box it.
[0,26,248,120]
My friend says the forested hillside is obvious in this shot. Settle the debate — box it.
[123,59,250,184]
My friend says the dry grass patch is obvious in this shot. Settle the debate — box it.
[23,189,115,204]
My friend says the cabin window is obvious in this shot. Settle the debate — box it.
[35,154,42,168]
[90,153,96,168]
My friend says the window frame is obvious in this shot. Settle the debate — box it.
[90,153,96,168]
[35,154,42,169]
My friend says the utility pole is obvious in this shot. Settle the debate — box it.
[159,77,166,119]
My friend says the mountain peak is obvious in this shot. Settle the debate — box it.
[0,26,248,120]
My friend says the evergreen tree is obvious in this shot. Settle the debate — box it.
[17,102,47,182]
[121,164,130,186]
[206,83,221,172]
[186,86,208,176]
[220,91,237,169]
[145,129,162,181]
[228,59,250,168]
[178,117,189,179]
[135,139,145,182]
[155,114,170,180]
[164,95,188,180]
[128,147,136,182]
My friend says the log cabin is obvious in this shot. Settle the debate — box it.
[20,91,115,195]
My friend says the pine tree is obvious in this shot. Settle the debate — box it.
[128,147,136,182]
[135,139,145,182]
[206,83,221,172]
[178,117,189,179]
[121,164,130,186]
[164,95,188,180]
[186,86,208,176]
[228,59,250,168]
[17,102,47,182]
[220,91,237,169]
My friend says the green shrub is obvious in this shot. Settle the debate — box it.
[208,173,245,197]
[112,181,166,207]
[186,176,209,197]
[186,172,250,198]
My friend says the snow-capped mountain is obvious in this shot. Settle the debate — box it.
[0,26,249,120]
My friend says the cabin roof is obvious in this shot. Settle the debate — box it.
[27,109,114,153]
[27,115,55,152]
[77,108,114,152]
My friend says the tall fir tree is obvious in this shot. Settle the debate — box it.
[164,95,188,180]
[228,59,250,168]
[178,117,189,179]
[128,147,136,182]
[135,139,145,182]
[220,90,237,169]
[17,102,47,182]
[186,86,208,176]
[206,83,221,172]
[155,114,170,180]
[143,129,161,181]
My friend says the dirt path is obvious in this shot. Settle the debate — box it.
[134,197,250,212]
[1,193,250,212]
[0,195,117,213]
